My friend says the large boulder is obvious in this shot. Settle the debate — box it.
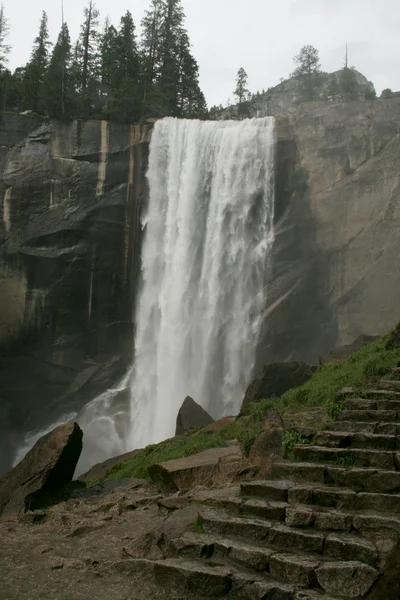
[148,446,253,492]
[249,409,284,477]
[0,422,83,519]
[175,396,214,436]
[242,362,314,410]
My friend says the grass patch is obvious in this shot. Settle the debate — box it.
[103,424,241,481]
[89,330,400,485]
[279,334,400,418]
[193,513,205,533]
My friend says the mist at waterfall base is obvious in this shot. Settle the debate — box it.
[13,117,275,478]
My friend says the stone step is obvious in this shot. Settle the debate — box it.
[326,421,398,435]
[269,524,377,566]
[199,509,378,566]
[359,389,400,398]
[344,398,400,411]
[242,480,400,526]
[171,528,378,589]
[287,483,400,515]
[272,461,400,493]
[314,561,379,598]
[337,409,398,423]
[240,497,288,521]
[378,379,400,391]
[143,554,379,600]
[153,555,298,600]
[293,445,396,470]
[172,534,323,589]
[200,509,272,542]
[241,480,293,502]
[170,532,274,572]
[314,430,396,450]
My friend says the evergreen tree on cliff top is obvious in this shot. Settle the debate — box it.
[141,0,164,117]
[99,11,141,122]
[41,23,74,118]
[141,0,207,118]
[234,67,251,119]
[76,0,100,117]
[292,44,321,101]
[99,17,119,115]
[113,11,141,122]
[21,11,51,111]
[0,3,11,71]
[175,29,207,118]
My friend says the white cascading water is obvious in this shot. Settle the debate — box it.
[128,116,275,449]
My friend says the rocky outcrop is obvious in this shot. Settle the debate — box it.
[258,70,375,117]
[323,334,379,363]
[0,422,83,519]
[175,396,214,436]
[220,70,375,119]
[0,114,151,475]
[242,362,315,410]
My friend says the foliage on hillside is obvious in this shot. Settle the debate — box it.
[87,327,400,485]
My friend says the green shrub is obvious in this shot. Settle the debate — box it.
[283,431,310,459]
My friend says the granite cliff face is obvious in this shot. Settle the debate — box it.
[0,115,150,474]
[1,97,400,474]
[259,96,400,366]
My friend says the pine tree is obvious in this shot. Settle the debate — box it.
[0,3,11,71]
[76,0,100,117]
[158,0,184,115]
[99,17,119,115]
[141,0,164,117]
[175,29,206,118]
[113,11,141,122]
[292,45,321,101]
[21,11,51,111]
[41,23,73,118]
[234,67,250,119]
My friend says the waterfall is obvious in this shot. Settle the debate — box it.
[128,116,275,449]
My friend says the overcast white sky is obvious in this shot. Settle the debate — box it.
[6,0,400,106]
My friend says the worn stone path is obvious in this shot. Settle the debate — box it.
[133,372,400,599]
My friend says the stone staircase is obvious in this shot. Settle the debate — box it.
[133,372,400,599]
